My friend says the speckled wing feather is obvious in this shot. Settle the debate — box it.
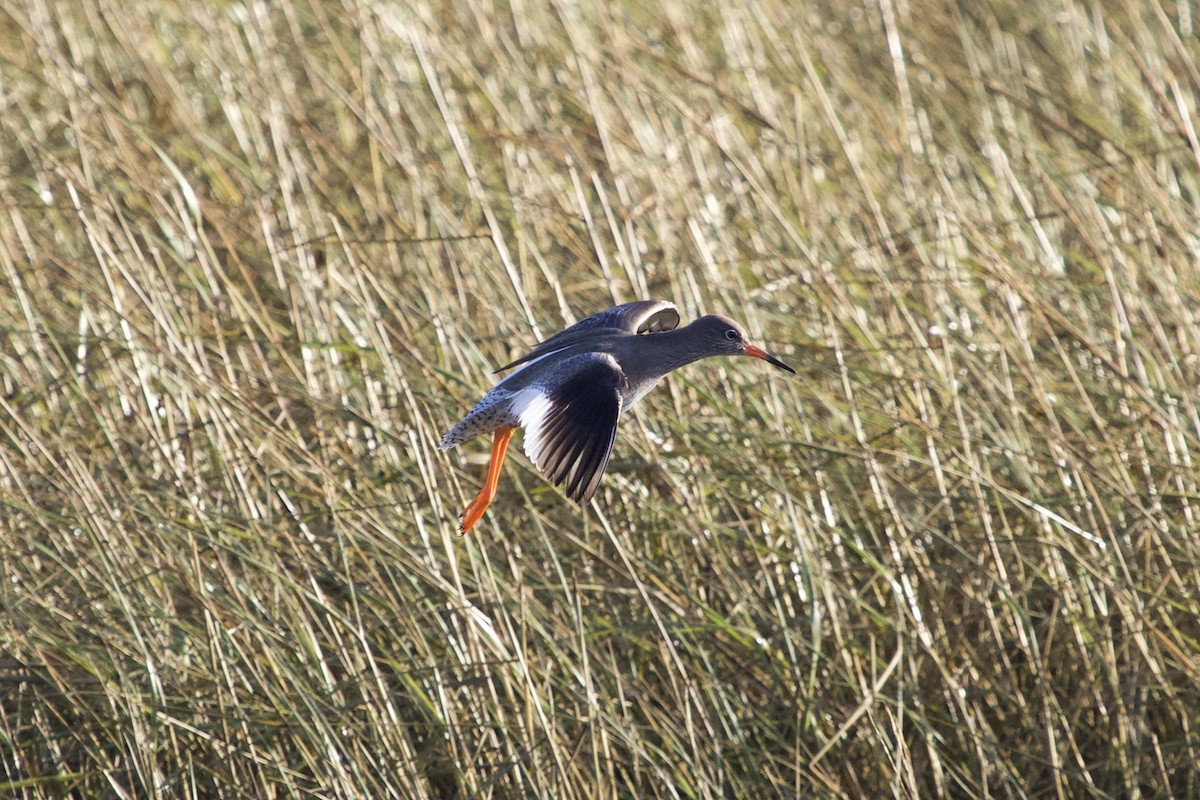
[495,300,680,373]
[514,354,627,503]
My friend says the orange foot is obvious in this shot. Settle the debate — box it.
[459,427,515,534]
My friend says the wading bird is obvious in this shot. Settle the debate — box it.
[440,300,794,533]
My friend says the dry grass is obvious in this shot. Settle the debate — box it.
[2,0,1199,796]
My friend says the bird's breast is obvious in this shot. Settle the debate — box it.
[621,377,663,409]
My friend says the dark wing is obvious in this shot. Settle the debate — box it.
[567,300,681,335]
[515,354,627,503]
[496,300,680,373]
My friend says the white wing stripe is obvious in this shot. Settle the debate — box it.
[505,345,571,376]
[511,387,553,469]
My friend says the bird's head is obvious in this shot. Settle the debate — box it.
[688,315,795,373]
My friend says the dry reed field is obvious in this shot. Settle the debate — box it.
[2,0,1199,796]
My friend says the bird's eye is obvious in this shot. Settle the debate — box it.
[725,329,740,341]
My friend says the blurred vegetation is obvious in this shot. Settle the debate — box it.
[1,0,1199,796]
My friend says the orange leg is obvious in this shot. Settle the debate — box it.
[458,427,516,534]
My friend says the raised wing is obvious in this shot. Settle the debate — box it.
[495,300,680,373]
[511,354,627,503]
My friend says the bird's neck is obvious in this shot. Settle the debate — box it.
[620,327,710,381]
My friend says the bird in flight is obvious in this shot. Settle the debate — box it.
[440,300,794,533]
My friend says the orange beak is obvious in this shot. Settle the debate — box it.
[744,343,795,373]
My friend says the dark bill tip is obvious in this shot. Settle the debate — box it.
[743,344,796,374]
